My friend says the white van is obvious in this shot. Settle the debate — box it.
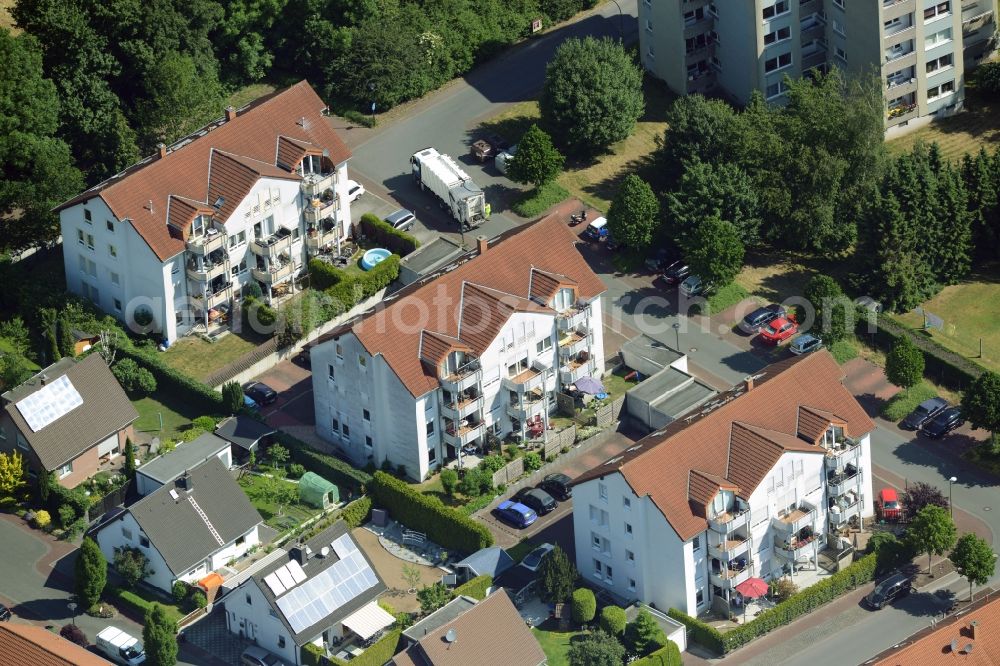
[96,626,146,665]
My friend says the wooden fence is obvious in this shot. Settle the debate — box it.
[86,485,128,523]
[491,457,525,488]
[543,426,577,460]
[594,396,626,428]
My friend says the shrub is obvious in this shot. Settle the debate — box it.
[881,382,938,421]
[328,628,401,666]
[343,109,377,128]
[628,608,668,655]
[119,346,225,411]
[303,642,327,666]
[58,504,77,527]
[417,582,452,613]
[222,381,243,414]
[599,605,627,637]
[172,581,188,603]
[369,471,493,554]
[308,258,344,290]
[770,578,799,602]
[667,608,724,655]
[631,642,683,666]
[358,213,420,256]
[34,509,51,528]
[192,416,217,432]
[975,61,1000,96]
[458,466,493,497]
[113,547,151,588]
[440,468,458,497]
[452,575,492,601]
[60,623,88,647]
[523,452,542,472]
[571,587,596,624]
[112,358,157,396]
[280,433,372,494]
[315,254,401,321]
[287,463,306,479]
[190,590,207,609]
[886,336,925,389]
[340,496,373,529]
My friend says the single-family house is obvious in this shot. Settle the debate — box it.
[0,355,138,488]
[94,456,263,593]
[135,432,232,496]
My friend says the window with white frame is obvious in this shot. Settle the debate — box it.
[626,549,635,563]
[328,364,335,380]
[696,588,706,606]
[57,461,73,478]
[625,522,634,539]
[835,46,848,62]
[106,220,114,232]
[926,53,953,73]
[0,426,5,440]
[927,80,955,99]
[108,244,118,258]
[594,559,603,578]
[535,337,552,354]
[359,355,367,368]
[336,343,343,359]
[122,527,133,540]
[77,229,85,245]
[623,495,631,511]
[228,230,247,248]
[924,1,950,22]
[113,298,122,312]
[552,287,575,312]
[363,409,371,422]
[85,233,94,249]
[925,27,952,49]
[763,26,790,45]
[764,52,792,73]
[762,1,789,20]
[84,208,92,224]
[647,45,655,59]
[599,483,608,502]
[766,80,790,99]
[16,432,27,450]
[832,18,846,36]
[628,578,637,592]
[111,271,120,285]
[645,19,652,32]
[832,0,843,8]
[693,535,701,551]
[590,505,609,527]
[605,565,613,584]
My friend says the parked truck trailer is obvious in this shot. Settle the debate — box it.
[410,147,486,230]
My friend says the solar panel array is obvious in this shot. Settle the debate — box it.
[275,535,379,634]
[15,374,84,432]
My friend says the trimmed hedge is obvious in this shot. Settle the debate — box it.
[632,642,682,666]
[667,608,724,655]
[369,471,493,554]
[278,433,372,494]
[720,553,877,653]
[359,213,420,257]
[109,588,183,625]
[309,253,401,323]
[341,496,373,529]
[302,642,325,666]
[308,258,344,290]
[452,575,493,601]
[330,628,402,666]
[119,346,225,411]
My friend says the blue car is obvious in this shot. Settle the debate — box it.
[493,500,537,528]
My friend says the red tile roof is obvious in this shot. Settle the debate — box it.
[574,352,875,541]
[0,624,114,666]
[316,214,606,397]
[797,405,848,443]
[56,81,350,261]
[528,268,575,303]
[872,594,1000,665]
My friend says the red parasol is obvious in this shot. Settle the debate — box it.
[735,577,769,599]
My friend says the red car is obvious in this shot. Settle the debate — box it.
[877,488,902,522]
[759,317,798,345]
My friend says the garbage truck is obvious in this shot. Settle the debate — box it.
[410,147,486,230]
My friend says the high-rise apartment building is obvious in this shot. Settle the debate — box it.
[639,0,997,136]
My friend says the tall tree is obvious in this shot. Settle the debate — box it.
[113,547,151,588]
[507,124,564,188]
[885,336,924,389]
[951,533,995,602]
[626,608,668,655]
[607,174,660,250]
[927,162,972,285]
[74,537,107,609]
[664,159,761,246]
[0,31,85,254]
[679,216,745,288]
[567,629,625,666]
[961,148,1000,261]
[538,544,576,603]
[540,36,644,157]
[56,313,75,359]
[658,95,745,187]
[902,482,948,517]
[124,438,137,480]
[222,381,244,414]
[135,52,226,151]
[803,275,849,343]
[961,371,1000,450]
[143,603,178,666]
[906,505,957,575]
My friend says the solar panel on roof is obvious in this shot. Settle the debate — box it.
[276,566,295,590]
[286,559,307,584]
[331,534,355,560]
[263,573,286,596]
[15,374,84,432]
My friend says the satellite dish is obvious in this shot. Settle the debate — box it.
[964,644,974,654]
[950,639,958,652]
[445,629,457,643]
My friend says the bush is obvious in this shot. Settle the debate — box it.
[369,471,493,554]
[881,382,938,421]
[313,254,401,322]
[631,642,683,666]
[303,642,327,666]
[190,590,207,609]
[119,346,225,411]
[58,504,77,527]
[458,490,501,516]
[60,623,88,647]
[770,578,799,602]
[599,605,627,637]
[192,416,216,432]
[452,575,492,601]
[667,608,724,655]
[628,608,668,655]
[328,628,401,666]
[886,336,925,389]
[172,581,188,603]
[417,582,452,613]
[308,258,344,290]
[975,61,1000,96]
[511,181,571,218]
[280,433,372,494]
[359,213,420,257]
[343,109,377,128]
[571,587,596,624]
[440,468,458,497]
[34,509,51,528]
[340,496,373,529]
[523,452,542,472]
[111,358,157,396]
[287,463,306,479]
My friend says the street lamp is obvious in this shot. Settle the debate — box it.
[367,81,377,124]
[67,601,77,627]
[949,476,957,518]
[609,0,625,41]
[672,322,681,352]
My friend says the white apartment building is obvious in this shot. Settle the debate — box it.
[55,81,353,344]
[639,0,997,135]
[572,351,875,617]
[308,216,608,481]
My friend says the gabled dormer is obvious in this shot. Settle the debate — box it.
[529,267,578,310]
[688,469,739,519]
[796,406,849,447]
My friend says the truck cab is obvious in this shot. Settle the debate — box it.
[97,626,146,665]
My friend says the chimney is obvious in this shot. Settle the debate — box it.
[289,544,307,566]
[971,620,979,640]
[745,376,755,392]
[476,235,488,255]
[39,373,48,386]
[175,471,192,491]
[157,143,167,159]
[225,106,237,121]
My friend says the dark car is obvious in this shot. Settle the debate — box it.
[661,261,691,286]
[738,304,786,335]
[645,247,679,273]
[492,500,537,528]
[515,488,557,515]
[0,603,11,621]
[921,406,964,439]
[539,473,573,501]
[901,397,948,430]
[384,208,416,232]
[244,381,278,406]
[864,572,912,609]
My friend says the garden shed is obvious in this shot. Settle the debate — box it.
[298,472,339,509]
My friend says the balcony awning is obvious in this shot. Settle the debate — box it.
[342,601,395,640]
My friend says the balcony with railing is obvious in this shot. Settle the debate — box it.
[304,194,340,225]
[558,331,590,360]
[884,17,915,38]
[774,529,818,560]
[774,502,816,534]
[708,508,750,535]
[441,361,482,392]
[800,11,827,33]
[708,533,751,562]
[186,228,226,255]
[710,561,752,589]
[557,304,589,331]
[884,0,913,7]
[507,387,547,421]
[442,389,484,420]
[828,465,862,497]
[503,367,545,393]
[443,419,485,448]
[186,250,229,282]
[250,227,293,259]
[829,498,861,526]
[192,280,233,311]
[251,261,294,284]
[560,354,594,385]
[305,220,341,253]
[885,40,915,63]
[301,172,337,197]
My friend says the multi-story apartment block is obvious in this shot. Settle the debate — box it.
[571,351,875,617]
[640,0,997,136]
[54,82,353,343]
[308,215,607,481]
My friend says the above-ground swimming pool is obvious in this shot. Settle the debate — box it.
[361,248,391,271]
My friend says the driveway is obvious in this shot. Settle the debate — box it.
[254,357,314,430]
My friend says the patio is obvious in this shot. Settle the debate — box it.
[353,526,443,613]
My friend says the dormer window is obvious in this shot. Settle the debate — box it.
[552,287,576,312]
[442,350,468,377]
[300,154,326,176]
[824,425,845,447]
[191,214,207,238]
[711,490,734,518]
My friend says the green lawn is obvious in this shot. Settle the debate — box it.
[512,181,571,218]
[532,623,585,666]
[160,331,268,383]
[238,473,322,531]
[889,268,1000,374]
[132,392,205,442]
[887,86,1000,163]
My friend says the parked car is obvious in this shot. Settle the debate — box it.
[384,208,416,232]
[876,487,902,522]
[514,488,557,515]
[495,144,518,175]
[492,500,537,528]
[900,397,949,430]
[679,274,711,298]
[921,406,965,439]
[759,317,798,345]
[241,646,285,666]
[738,304,786,335]
[519,543,555,572]
[645,247,679,273]
[0,603,11,621]
[345,179,365,202]
[864,572,912,609]
[661,261,691,286]
[242,395,260,414]
[539,473,573,501]
[789,333,823,355]
[244,382,277,405]
[583,216,609,241]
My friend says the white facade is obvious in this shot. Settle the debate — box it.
[573,432,873,616]
[59,161,351,344]
[226,581,305,665]
[312,298,605,481]
[95,511,260,593]
[134,447,232,497]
